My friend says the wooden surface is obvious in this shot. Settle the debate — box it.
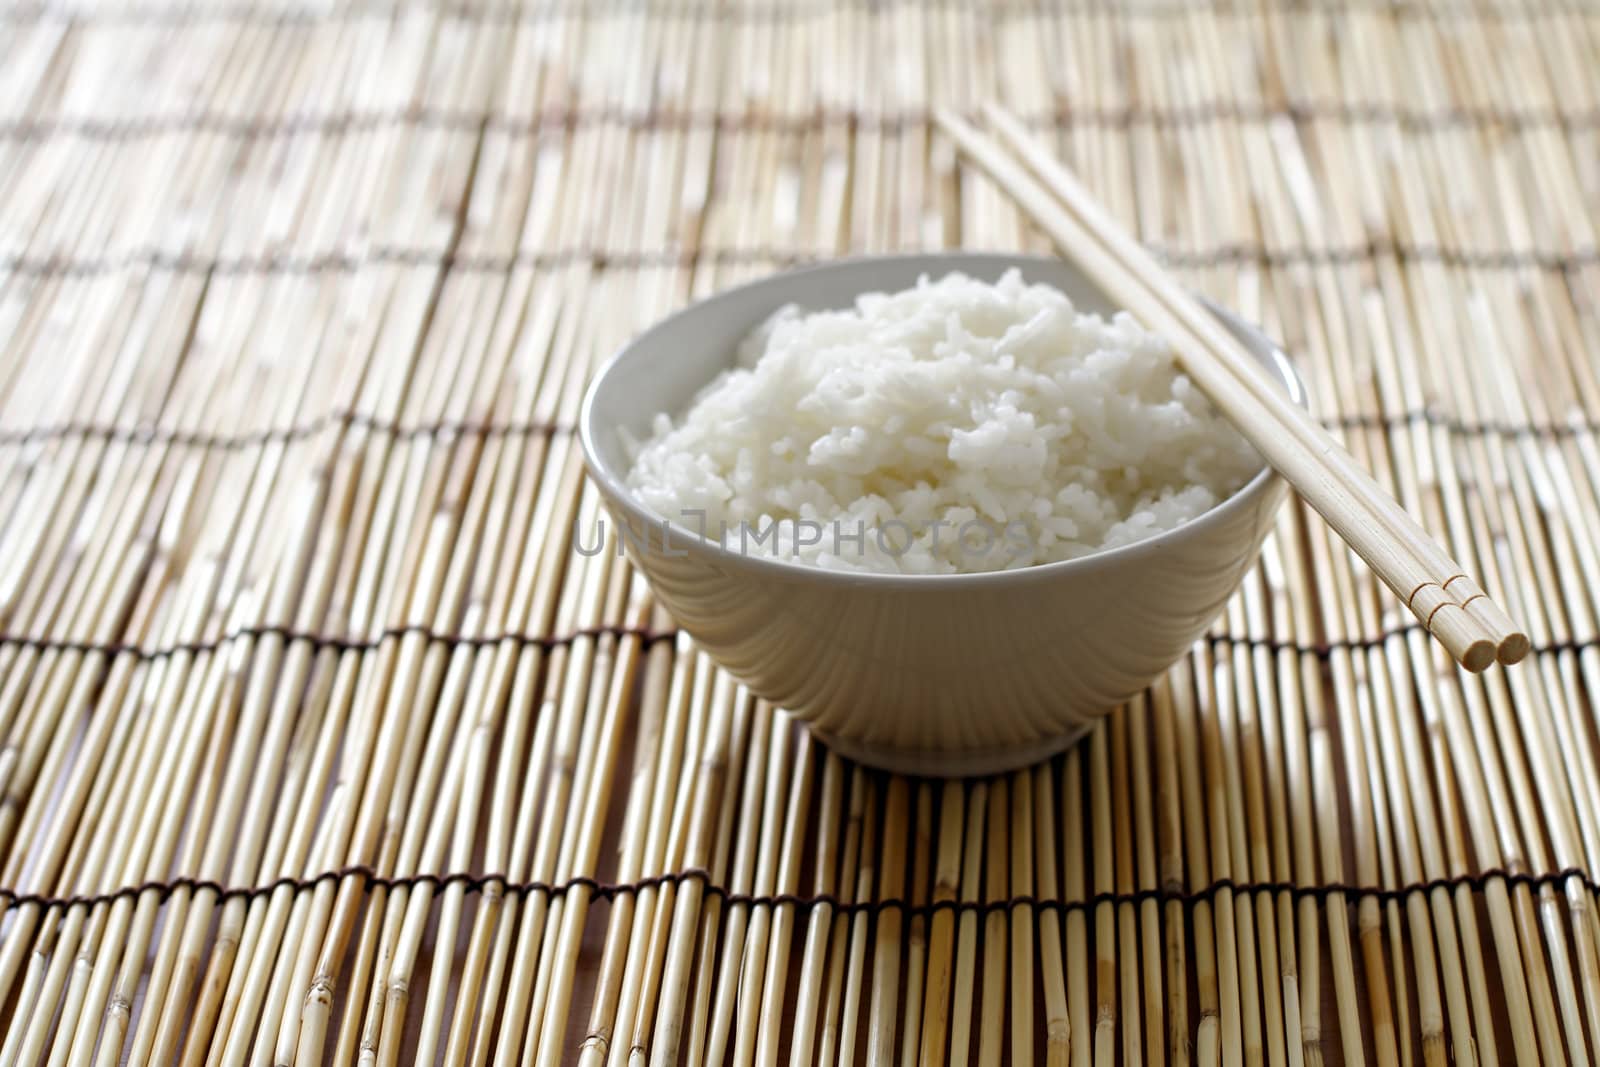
[1,1,1600,1065]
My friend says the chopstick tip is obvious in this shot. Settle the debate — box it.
[1461,638,1498,673]
[1495,631,1532,666]
[1456,589,1530,665]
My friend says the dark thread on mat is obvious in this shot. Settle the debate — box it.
[0,245,758,277]
[1204,628,1594,657]
[1165,241,1600,270]
[1,0,1591,25]
[0,623,1585,663]
[1,863,1594,915]
[4,240,1599,278]
[1326,410,1600,439]
[3,407,1593,451]
[4,101,1600,141]
[0,411,572,448]
[0,622,677,661]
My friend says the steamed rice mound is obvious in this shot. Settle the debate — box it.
[625,269,1261,574]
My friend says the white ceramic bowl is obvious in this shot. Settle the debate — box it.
[580,253,1302,776]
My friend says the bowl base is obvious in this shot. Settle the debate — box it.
[811,726,1092,778]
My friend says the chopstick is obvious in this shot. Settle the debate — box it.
[971,104,1531,667]
[933,106,1530,672]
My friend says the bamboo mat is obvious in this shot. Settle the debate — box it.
[2,1,1600,1064]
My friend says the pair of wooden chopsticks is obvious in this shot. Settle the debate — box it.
[934,105,1529,672]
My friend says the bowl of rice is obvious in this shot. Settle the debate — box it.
[580,253,1302,776]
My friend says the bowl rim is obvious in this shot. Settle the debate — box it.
[579,251,1305,590]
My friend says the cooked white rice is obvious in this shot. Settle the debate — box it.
[624,269,1260,574]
